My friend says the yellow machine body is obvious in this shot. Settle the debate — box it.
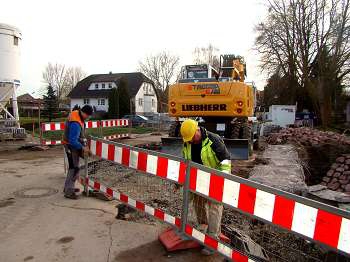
[168,80,254,118]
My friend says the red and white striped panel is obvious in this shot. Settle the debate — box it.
[41,122,65,131]
[103,133,129,140]
[80,177,181,228]
[101,119,129,127]
[84,121,100,129]
[188,167,350,255]
[88,139,187,185]
[80,177,252,261]
[184,224,254,262]
[42,140,62,145]
[42,120,99,131]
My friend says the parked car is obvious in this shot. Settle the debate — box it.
[123,114,149,127]
[146,113,175,130]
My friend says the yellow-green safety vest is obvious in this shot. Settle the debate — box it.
[182,136,231,173]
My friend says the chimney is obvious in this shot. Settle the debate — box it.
[109,71,112,74]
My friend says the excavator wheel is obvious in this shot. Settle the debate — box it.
[168,122,181,137]
[229,122,241,139]
[241,121,253,155]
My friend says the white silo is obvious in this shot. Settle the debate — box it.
[0,23,21,122]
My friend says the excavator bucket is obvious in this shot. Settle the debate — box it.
[161,137,249,160]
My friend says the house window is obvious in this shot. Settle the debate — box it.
[83,98,90,105]
[152,99,155,107]
[14,36,18,46]
[143,85,146,91]
[108,83,112,89]
[95,83,99,89]
[98,99,105,106]
[102,83,105,89]
[138,98,143,106]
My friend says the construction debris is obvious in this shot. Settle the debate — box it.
[307,184,350,206]
[267,127,350,146]
[319,154,350,194]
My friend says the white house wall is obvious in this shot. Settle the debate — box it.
[71,98,109,112]
[134,82,158,114]
[88,82,117,90]
[70,81,157,114]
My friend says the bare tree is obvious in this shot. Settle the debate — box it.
[138,51,180,92]
[255,0,350,126]
[193,44,220,68]
[64,67,86,98]
[42,63,86,100]
[42,63,67,99]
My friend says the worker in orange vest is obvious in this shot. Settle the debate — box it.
[63,105,93,199]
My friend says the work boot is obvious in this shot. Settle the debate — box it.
[201,247,214,256]
[63,188,80,193]
[64,193,78,200]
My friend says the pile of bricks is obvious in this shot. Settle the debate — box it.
[267,127,350,146]
[320,155,350,194]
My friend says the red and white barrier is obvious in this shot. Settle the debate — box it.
[103,133,129,140]
[188,166,350,254]
[88,139,187,185]
[80,176,252,262]
[87,138,350,257]
[101,119,129,127]
[41,122,65,131]
[184,224,254,262]
[42,140,62,145]
[84,121,100,129]
[41,121,100,131]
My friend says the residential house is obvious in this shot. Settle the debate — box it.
[9,93,43,117]
[68,72,158,116]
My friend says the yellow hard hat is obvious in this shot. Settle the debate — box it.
[180,119,198,142]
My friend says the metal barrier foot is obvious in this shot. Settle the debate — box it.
[158,227,200,252]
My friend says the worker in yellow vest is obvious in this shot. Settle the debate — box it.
[181,119,231,256]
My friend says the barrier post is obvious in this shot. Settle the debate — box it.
[128,120,132,138]
[180,161,191,234]
[39,123,43,145]
[84,154,89,197]
[99,120,103,138]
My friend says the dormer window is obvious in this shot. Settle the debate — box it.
[102,83,105,89]
[95,83,99,89]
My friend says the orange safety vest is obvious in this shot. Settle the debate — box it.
[62,110,85,145]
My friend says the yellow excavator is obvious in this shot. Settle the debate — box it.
[161,55,258,159]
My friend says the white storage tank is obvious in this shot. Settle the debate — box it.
[0,23,21,121]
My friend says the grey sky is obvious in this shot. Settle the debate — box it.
[1,0,267,96]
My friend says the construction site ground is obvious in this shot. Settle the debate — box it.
[1,132,349,261]
[0,135,223,262]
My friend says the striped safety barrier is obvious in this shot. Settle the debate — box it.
[86,137,350,258]
[101,119,129,127]
[88,139,188,185]
[42,140,62,146]
[188,162,350,256]
[103,133,129,140]
[41,119,129,146]
[41,121,100,131]
[79,176,253,262]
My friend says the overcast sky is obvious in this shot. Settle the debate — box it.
[1,0,267,96]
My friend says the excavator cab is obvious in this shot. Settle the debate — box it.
[179,64,219,83]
